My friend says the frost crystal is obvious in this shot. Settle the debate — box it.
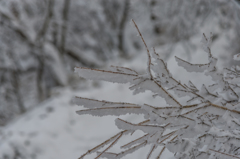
[74,22,240,159]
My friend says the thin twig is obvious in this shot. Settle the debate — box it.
[78,130,126,159]
[121,133,149,148]
[209,149,240,159]
[95,132,124,159]
[156,147,165,159]
[132,19,153,80]
[146,144,156,159]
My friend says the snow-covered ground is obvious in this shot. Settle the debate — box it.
[0,30,232,159]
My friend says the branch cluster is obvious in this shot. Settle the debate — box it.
[74,20,240,159]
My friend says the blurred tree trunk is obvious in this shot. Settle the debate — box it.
[8,51,26,114]
[60,0,71,57]
[150,0,161,34]
[118,0,129,58]
[35,0,55,102]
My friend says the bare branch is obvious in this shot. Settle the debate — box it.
[132,19,153,80]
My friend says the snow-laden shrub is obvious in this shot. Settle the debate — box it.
[74,20,240,159]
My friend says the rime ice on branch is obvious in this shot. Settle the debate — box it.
[74,20,240,159]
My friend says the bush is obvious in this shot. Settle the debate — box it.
[74,20,240,159]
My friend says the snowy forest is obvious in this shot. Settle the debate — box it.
[0,0,240,158]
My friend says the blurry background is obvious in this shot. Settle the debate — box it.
[0,0,239,158]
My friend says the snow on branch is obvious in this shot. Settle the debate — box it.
[74,22,240,159]
[233,53,240,61]
[74,97,146,116]
[175,56,209,73]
